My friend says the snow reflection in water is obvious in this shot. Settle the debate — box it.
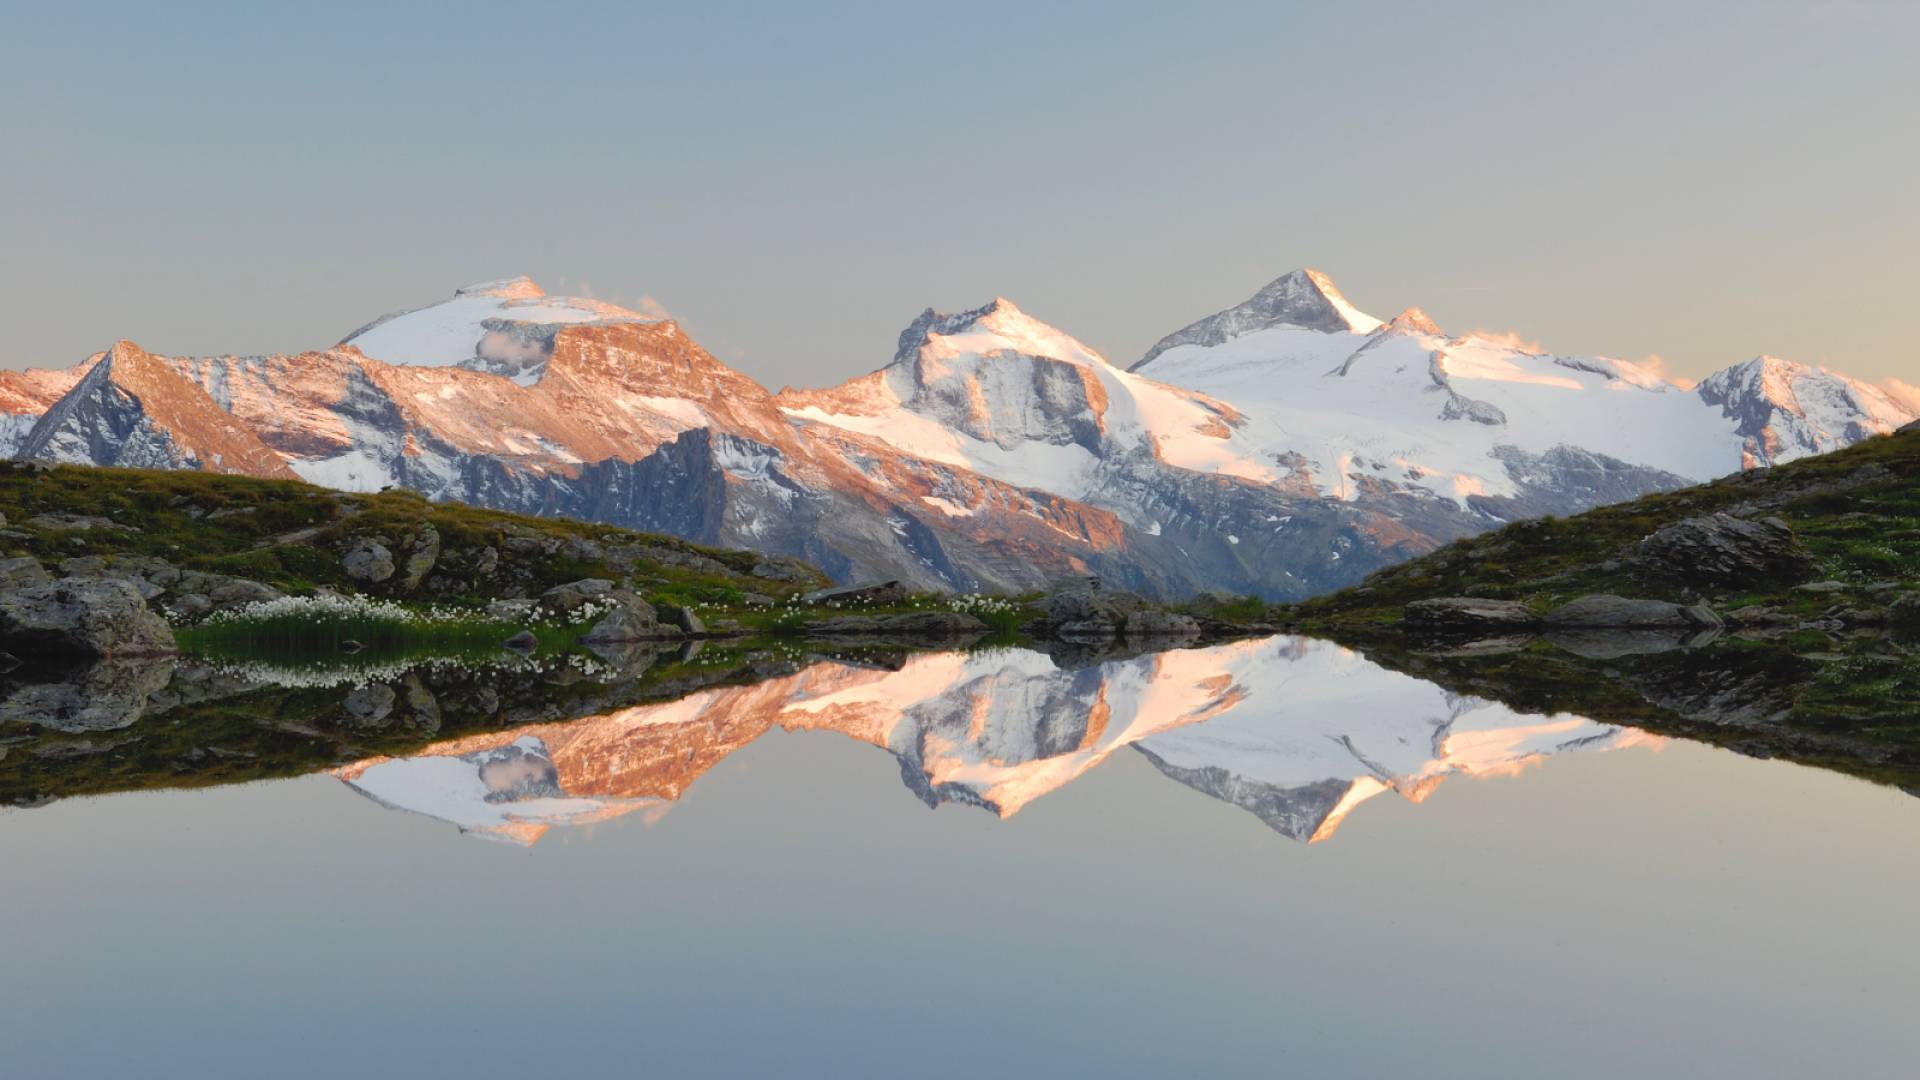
[336,636,1658,845]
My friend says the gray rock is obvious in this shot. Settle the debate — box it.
[1545,629,1697,660]
[0,657,175,732]
[26,513,132,532]
[538,578,616,614]
[802,580,909,607]
[1402,597,1540,634]
[1792,580,1849,594]
[486,598,537,622]
[579,591,677,642]
[400,524,440,591]
[205,579,282,608]
[1039,581,1150,637]
[0,578,177,658]
[401,674,441,732]
[501,630,538,653]
[1186,590,1250,615]
[165,594,214,622]
[0,557,51,591]
[1123,610,1202,638]
[342,539,395,583]
[1682,601,1726,629]
[750,557,818,584]
[661,604,705,635]
[1635,512,1816,587]
[341,684,397,726]
[1544,594,1721,629]
[582,638,672,674]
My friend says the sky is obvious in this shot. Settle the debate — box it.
[2,0,1916,395]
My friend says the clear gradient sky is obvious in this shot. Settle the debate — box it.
[3,1,1916,394]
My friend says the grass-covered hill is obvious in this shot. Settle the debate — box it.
[0,462,1273,647]
[1278,425,1920,788]
[0,462,827,612]
[1288,425,1919,635]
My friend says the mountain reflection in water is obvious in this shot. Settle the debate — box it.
[334,637,1659,845]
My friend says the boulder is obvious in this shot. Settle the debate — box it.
[341,684,398,727]
[165,594,214,622]
[0,578,177,659]
[342,539,395,583]
[400,524,440,591]
[579,591,678,642]
[1544,629,1702,660]
[1039,581,1151,638]
[501,630,539,653]
[205,578,283,608]
[660,604,705,635]
[802,580,909,607]
[1635,513,1816,587]
[485,598,537,622]
[0,656,175,732]
[1402,597,1540,634]
[0,557,51,591]
[581,638,672,674]
[1544,594,1722,629]
[751,557,819,584]
[1123,610,1202,638]
[538,578,616,614]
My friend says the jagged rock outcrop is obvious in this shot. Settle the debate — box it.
[1635,513,1816,587]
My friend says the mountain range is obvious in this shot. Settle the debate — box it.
[4,271,1910,599]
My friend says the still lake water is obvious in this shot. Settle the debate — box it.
[3,637,1916,1078]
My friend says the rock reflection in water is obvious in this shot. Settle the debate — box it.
[336,637,1657,845]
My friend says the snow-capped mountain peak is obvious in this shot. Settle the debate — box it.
[891,296,1106,369]
[1695,353,1913,467]
[453,275,548,300]
[1378,306,1443,338]
[339,277,660,385]
[1132,267,1383,371]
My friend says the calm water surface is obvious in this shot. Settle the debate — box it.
[3,638,1915,1078]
